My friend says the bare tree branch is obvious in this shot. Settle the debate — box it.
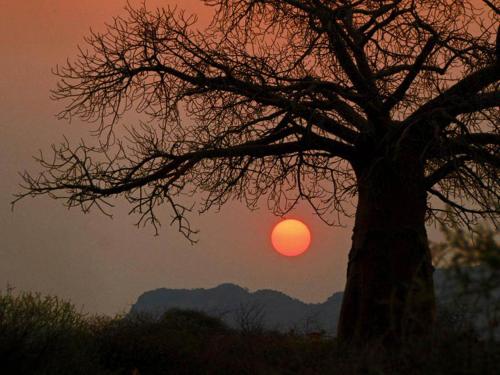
[16,0,499,237]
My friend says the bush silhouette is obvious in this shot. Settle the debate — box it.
[96,309,230,375]
[2,288,500,374]
[0,288,111,375]
[158,308,230,335]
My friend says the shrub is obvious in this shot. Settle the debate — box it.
[96,309,230,375]
[0,288,112,375]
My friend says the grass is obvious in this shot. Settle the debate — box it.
[1,288,499,375]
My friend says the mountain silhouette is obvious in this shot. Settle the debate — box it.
[130,283,343,333]
[130,268,500,335]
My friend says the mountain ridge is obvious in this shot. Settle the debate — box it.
[130,267,499,335]
[131,283,343,333]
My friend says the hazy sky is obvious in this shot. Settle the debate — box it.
[0,0,456,316]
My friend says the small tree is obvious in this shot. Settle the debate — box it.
[16,1,499,342]
[433,217,500,338]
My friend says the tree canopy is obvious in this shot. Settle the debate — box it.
[16,0,499,238]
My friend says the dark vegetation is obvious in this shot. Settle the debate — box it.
[2,224,500,375]
[2,287,500,375]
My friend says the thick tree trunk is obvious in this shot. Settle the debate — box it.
[337,158,436,343]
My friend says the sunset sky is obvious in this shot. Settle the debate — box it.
[0,0,459,316]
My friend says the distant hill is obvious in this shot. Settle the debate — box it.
[130,268,500,335]
[130,283,343,334]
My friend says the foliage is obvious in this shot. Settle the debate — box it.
[0,288,113,375]
[432,218,500,338]
[2,288,500,374]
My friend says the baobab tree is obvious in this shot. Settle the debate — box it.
[17,0,499,342]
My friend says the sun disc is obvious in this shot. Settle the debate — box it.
[271,219,311,256]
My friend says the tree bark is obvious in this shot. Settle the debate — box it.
[337,157,436,343]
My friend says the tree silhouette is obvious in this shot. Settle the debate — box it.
[16,0,499,342]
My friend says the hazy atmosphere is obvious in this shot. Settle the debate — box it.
[0,0,360,315]
[1,1,498,373]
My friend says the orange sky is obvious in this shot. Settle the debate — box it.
[0,0,489,315]
[0,0,352,314]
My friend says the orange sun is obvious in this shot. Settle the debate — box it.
[271,219,311,257]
